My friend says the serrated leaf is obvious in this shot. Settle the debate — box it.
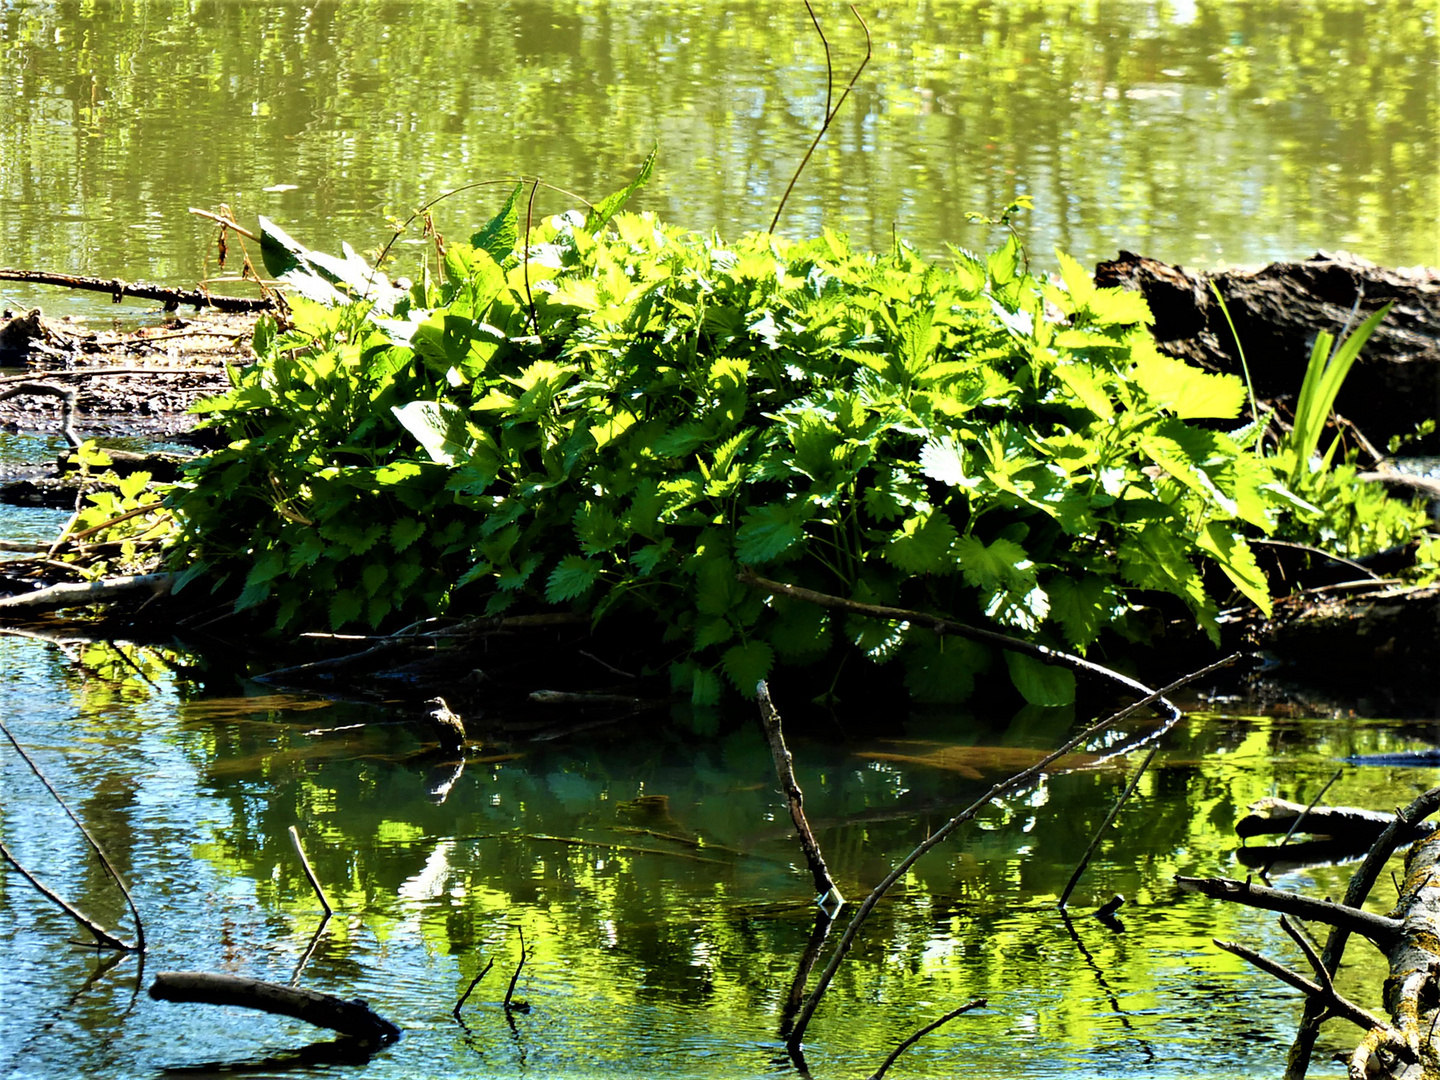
[329,589,363,629]
[1195,522,1272,616]
[471,182,524,263]
[361,562,388,596]
[389,518,425,552]
[1046,574,1111,650]
[720,640,774,698]
[546,555,601,602]
[903,636,988,704]
[884,512,959,574]
[1131,345,1244,419]
[585,145,657,233]
[736,502,808,564]
[919,436,980,489]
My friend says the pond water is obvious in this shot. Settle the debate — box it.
[0,0,1435,325]
[4,633,1440,1079]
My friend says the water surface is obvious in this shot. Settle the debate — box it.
[4,633,1438,1078]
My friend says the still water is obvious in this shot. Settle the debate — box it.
[0,0,1436,325]
[4,633,1440,1079]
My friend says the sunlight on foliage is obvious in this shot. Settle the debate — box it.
[169,165,1438,705]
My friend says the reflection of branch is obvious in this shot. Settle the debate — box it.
[0,717,145,951]
[738,569,1182,722]
[779,909,834,1038]
[768,3,873,233]
[785,656,1231,1051]
[757,681,840,904]
[867,999,986,1080]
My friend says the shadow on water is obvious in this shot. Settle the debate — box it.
[4,632,1438,1078]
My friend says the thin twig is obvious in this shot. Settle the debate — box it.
[504,926,528,1011]
[757,680,840,905]
[453,958,495,1019]
[0,838,136,951]
[769,4,872,233]
[290,915,332,987]
[1286,785,1440,1079]
[288,825,334,917]
[786,655,1235,1050]
[523,179,541,332]
[867,999,987,1080]
[0,717,145,951]
[1059,744,1159,909]
[1213,936,1386,1032]
[1279,768,1344,848]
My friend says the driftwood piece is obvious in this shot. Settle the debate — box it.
[1236,796,1438,846]
[0,269,275,314]
[1094,250,1440,443]
[0,572,176,613]
[149,971,401,1043]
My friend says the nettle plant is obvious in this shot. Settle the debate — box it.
[174,171,1323,707]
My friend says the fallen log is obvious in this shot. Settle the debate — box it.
[148,971,400,1043]
[1094,250,1440,445]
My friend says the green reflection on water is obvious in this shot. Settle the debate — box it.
[0,1,1433,323]
[5,635,1437,1077]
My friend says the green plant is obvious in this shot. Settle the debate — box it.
[174,164,1385,706]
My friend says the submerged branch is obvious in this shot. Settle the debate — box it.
[0,838,136,951]
[149,971,400,1043]
[0,267,273,312]
[0,717,146,951]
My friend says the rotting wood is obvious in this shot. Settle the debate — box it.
[148,971,401,1043]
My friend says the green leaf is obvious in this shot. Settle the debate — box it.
[720,640,774,698]
[329,589,363,629]
[585,145,657,233]
[470,182,524,263]
[1046,575,1111,650]
[1195,522,1272,617]
[1131,345,1245,419]
[919,436,980,489]
[389,518,426,552]
[735,502,808,564]
[903,636,988,704]
[392,399,473,465]
[883,512,959,574]
[1004,651,1076,706]
[546,555,601,602]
